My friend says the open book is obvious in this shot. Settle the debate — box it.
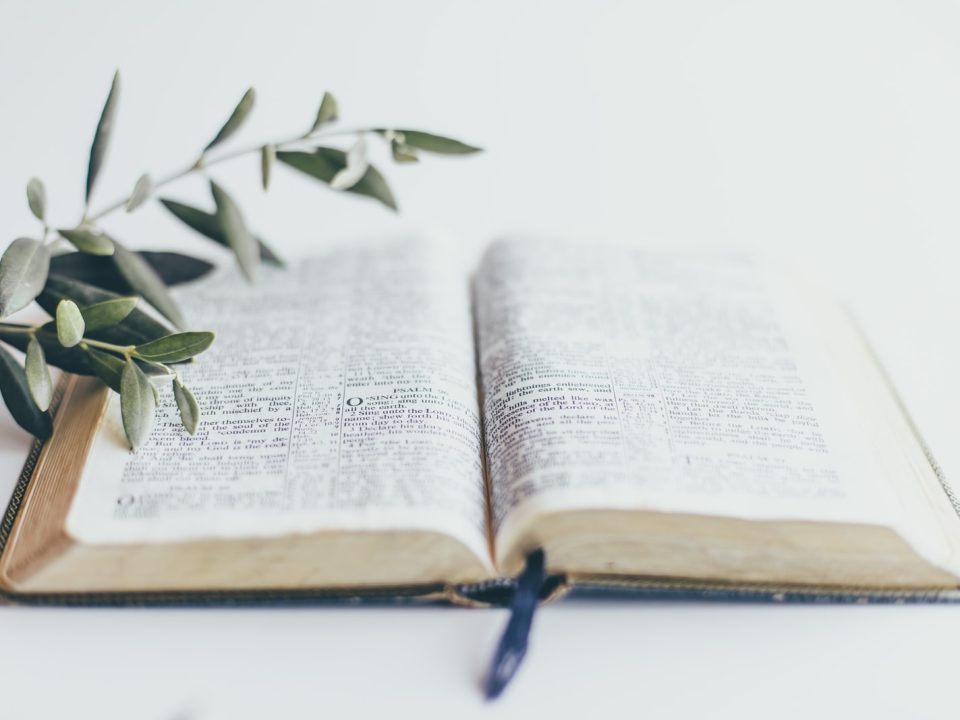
[2,238,959,599]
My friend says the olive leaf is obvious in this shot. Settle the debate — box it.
[0,237,51,317]
[0,344,52,440]
[391,139,419,164]
[111,239,186,328]
[26,178,46,222]
[277,148,397,210]
[120,357,156,449]
[379,129,481,155]
[86,70,120,204]
[261,144,275,191]
[158,198,283,265]
[330,135,369,190]
[24,336,53,411]
[310,91,339,134]
[379,130,418,164]
[83,346,124,392]
[129,252,214,285]
[50,251,215,292]
[125,174,153,212]
[135,331,215,363]
[56,299,85,347]
[38,275,172,346]
[80,343,166,387]
[59,226,115,256]
[173,378,200,434]
[204,87,255,152]
[210,180,259,281]
[80,296,138,331]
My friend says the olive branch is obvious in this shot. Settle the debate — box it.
[0,71,480,449]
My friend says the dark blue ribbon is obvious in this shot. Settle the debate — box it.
[484,549,546,700]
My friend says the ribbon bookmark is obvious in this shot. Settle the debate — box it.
[484,549,547,700]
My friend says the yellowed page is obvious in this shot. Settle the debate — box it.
[66,238,492,570]
[474,239,960,576]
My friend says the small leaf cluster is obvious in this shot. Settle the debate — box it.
[0,71,480,449]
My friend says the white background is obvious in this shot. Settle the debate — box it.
[2,1,960,717]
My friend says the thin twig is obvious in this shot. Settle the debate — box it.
[86,126,375,223]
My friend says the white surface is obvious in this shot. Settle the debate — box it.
[1,1,960,717]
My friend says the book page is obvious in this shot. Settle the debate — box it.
[474,239,960,569]
[67,239,491,567]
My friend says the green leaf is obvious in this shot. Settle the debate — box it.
[382,129,481,155]
[330,135,369,190]
[0,238,51,317]
[120,357,156,449]
[111,240,186,328]
[135,331,215,363]
[50,251,215,291]
[80,296,138,331]
[26,178,46,221]
[39,274,172,347]
[158,198,284,266]
[80,344,166,390]
[210,181,259,282]
[0,344,52,439]
[261,144,275,191]
[125,173,153,212]
[173,378,200,435]
[59,226,115,256]
[86,70,121,204]
[204,87,255,152]
[24,336,53,411]
[276,148,397,211]
[391,139,419,164]
[159,199,222,241]
[83,346,124,392]
[56,299,84,347]
[309,91,338,133]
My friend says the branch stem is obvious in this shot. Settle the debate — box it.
[79,337,136,357]
[86,126,377,223]
[0,323,34,335]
